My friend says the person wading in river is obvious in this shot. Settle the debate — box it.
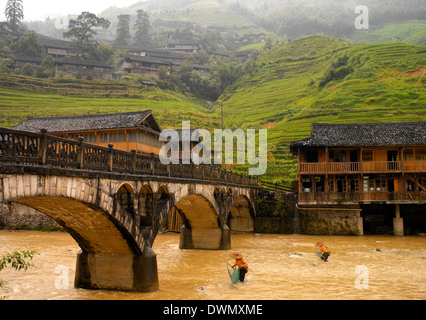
[229,252,249,283]
[315,242,330,262]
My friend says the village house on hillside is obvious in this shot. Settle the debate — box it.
[13,56,114,80]
[12,111,163,156]
[290,121,426,236]
[117,54,209,79]
[166,40,202,54]
[37,34,75,58]
[113,45,188,63]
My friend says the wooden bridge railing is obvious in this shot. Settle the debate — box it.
[0,127,261,187]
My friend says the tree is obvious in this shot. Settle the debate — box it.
[0,59,12,73]
[20,62,33,76]
[115,14,131,47]
[13,32,43,57]
[1,250,39,299]
[133,9,151,46]
[36,55,55,78]
[5,0,24,32]
[87,41,115,65]
[63,12,110,56]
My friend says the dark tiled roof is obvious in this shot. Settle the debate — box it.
[122,54,209,71]
[13,56,113,68]
[290,122,426,150]
[123,54,174,66]
[56,57,113,69]
[37,34,74,50]
[13,111,161,133]
[13,56,44,63]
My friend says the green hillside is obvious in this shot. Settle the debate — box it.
[349,21,426,46]
[0,75,218,130]
[219,36,426,185]
[1,35,425,186]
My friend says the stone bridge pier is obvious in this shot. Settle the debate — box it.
[0,170,256,292]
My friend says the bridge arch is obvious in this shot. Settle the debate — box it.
[116,183,136,218]
[229,195,255,232]
[137,184,154,227]
[1,173,157,292]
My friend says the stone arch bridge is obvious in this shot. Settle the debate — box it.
[0,127,260,292]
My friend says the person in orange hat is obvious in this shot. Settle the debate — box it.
[315,242,330,262]
[229,252,249,283]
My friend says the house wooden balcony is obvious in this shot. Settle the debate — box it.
[298,191,426,204]
[299,161,426,175]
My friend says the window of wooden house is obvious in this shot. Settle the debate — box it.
[329,150,346,162]
[365,175,387,192]
[405,179,415,191]
[314,176,325,192]
[348,175,359,192]
[100,133,108,143]
[363,175,381,192]
[336,176,346,192]
[369,179,375,191]
[302,177,312,192]
[363,176,369,192]
[305,150,318,163]
[329,179,335,192]
[362,150,373,161]
[129,132,136,142]
[416,149,426,161]
[404,149,414,161]
[109,133,117,142]
[376,176,387,191]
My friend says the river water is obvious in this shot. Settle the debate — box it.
[0,230,425,300]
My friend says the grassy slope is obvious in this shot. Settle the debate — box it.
[348,21,426,46]
[0,75,219,130]
[1,36,425,186]
[220,36,426,185]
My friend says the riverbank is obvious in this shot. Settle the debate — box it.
[1,230,426,300]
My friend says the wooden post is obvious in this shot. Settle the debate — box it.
[297,147,302,194]
[39,129,48,165]
[150,153,155,175]
[77,136,84,169]
[107,144,114,172]
[131,150,136,174]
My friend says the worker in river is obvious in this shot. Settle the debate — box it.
[229,252,249,283]
[315,242,330,262]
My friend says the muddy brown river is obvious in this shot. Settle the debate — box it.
[0,230,425,300]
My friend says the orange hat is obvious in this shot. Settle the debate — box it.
[229,252,243,259]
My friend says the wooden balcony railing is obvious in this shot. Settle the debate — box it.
[299,161,426,174]
[299,191,426,203]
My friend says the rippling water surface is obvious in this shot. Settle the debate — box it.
[1,230,425,300]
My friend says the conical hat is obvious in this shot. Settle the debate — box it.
[229,252,243,259]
